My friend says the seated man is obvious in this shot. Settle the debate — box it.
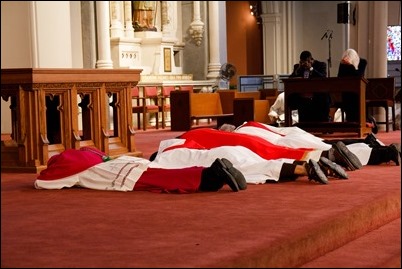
[287,50,331,123]
[268,92,299,126]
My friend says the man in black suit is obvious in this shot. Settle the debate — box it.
[288,51,330,122]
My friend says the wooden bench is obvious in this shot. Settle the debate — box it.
[170,91,233,131]
[366,77,396,132]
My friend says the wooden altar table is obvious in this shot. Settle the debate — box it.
[1,68,143,172]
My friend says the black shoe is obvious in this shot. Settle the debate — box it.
[327,147,336,162]
[210,158,240,192]
[364,133,382,147]
[307,159,329,184]
[367,115,378,134]
[319,157,349,179]
[332,141,363,171]
[220,158,247,190]
[389,143,401,166]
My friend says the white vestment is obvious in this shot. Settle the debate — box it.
[35,156,149,191]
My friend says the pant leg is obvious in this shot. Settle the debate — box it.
[298,97,315,122]
[134,167,203,193]
[312,93,331,122]
[343,92,360,122]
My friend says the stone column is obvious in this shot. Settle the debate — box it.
[161,1,177,39]
[96,1,113,69]
[370,1,388,78]
[189,1,204,46]
[110,1,124,38]
[368,1,388,129]
[124,1,134,38]
[206,1,221,80]
[261,1,283,75]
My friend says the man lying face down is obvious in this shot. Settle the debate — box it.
[35,147,247,193]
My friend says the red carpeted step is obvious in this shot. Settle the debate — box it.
[1,130,401,268]
[299,218,401,268]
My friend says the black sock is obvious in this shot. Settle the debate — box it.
[278,163,298,182]
[199,168,224,191]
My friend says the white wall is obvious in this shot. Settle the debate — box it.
[299,1,346,77]
[35,1,73,67]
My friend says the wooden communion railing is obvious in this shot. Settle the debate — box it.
[1,68,143,173]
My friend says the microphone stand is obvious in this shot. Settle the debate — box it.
[327,31,333,77]
[321,30,333,77]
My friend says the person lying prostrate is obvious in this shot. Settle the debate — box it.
[35,147,248,193]
[233,121,400,168]
[149,135,349,185]
[149,121,398,186]
[35,147,341,194]
[234,121,331,151]
[175,127,323,162]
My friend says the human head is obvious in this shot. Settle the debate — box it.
[300,51,313,61]
[299,51,314,69]
[219,123,236,132]
[341,48,360,70]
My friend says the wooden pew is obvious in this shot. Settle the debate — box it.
[232,98,270,126]
[217,90,271,126]
[366,77,396,132]
[170,91,233,131]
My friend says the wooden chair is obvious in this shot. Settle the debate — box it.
[179,85,199,123]
[366,77,396,132]
[142,86,160,130]
[159,86,176,128]
[131,86,144,130]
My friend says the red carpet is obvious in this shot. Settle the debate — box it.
[1,126,401,268]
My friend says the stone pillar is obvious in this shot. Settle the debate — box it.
[189,1,204,46]
[124,1,134,38]
[80,1,97,68]
[161,1,177,39]
[110,1,124,38]
[261,1,283,75]
[370,1,388,78]
[96,1,113,69]
[206,1,221,80]
[369,1,389,129]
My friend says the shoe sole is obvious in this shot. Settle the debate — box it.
[220,158,247,190]
[308,159,329,184]
[390,143,401,166]
[319,156,349,179]
[211,159,240,192]
[333,141,362,170]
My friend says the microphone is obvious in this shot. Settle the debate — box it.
[321,31,328,40]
